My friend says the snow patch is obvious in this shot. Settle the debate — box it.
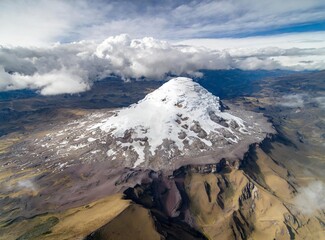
[87,137,97,142]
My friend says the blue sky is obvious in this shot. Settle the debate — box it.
[1,0,325,46]
[211,21,325,38]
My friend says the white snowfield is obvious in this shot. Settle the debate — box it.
[90,77,248,167]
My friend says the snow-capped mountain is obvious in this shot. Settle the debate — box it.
[12,77,273,171]
[87,77,268,168]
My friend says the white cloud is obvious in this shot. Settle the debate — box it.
[278,94,306,108]
[72,0,325,42]
[2,178,38,193]
[0,0,74,47]
[10,68,90,95]
[0,34,324,95]
[178,32,325,50]
[94,34,231,80]
[294,181,325,215]
[236,57,282,70]
[1,1,325,46]
[17,179,37,192]
[314,97,325,109]
[179,32,325,71]
[0,35,231,95]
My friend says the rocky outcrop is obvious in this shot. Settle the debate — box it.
[239,182,259,206]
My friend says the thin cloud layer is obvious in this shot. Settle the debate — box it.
[294,181,325,215]
[179,32,325,71]
[0,34,324,95]
[278,94,306,108]
[1,0,325,46]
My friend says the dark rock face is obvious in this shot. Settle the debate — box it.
[116,159,241,239]
[197,129,208,138]
[229,120,239,129]
[296,131,305,143]
[239,182,258,206]
[209,111,229,127]
[190,121,202,133]
[178,131,187,139]
[204,181,212,203]
[186,159,232,174]
[220,101,230,111]
[124,172,184,218]
[231,211,251,240]
[85,166,209,240]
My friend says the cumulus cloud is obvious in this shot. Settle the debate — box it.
[294,181,325,215]
[94,34,231,79]
[4,68,90,96]
[1,34,230,95]
[0,34,324,95]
